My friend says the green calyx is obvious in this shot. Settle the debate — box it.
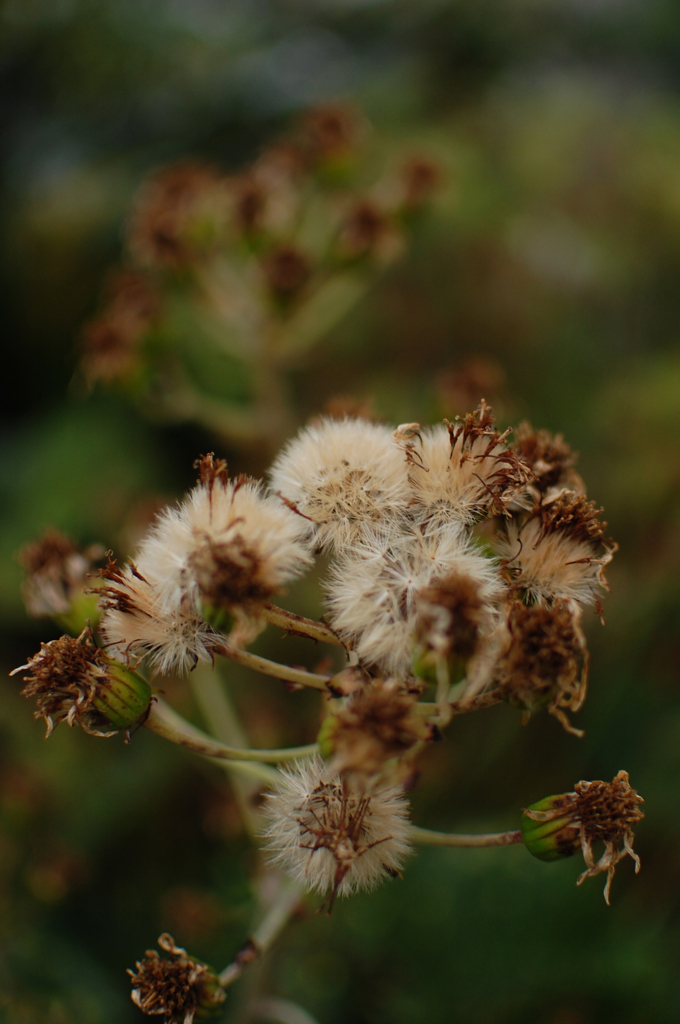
[92,664,152,730]
[194,970,227,1019]
[317,715,340,759]
[521,794,581,862]
[200,600,233,634]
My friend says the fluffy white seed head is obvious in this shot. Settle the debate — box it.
[394,406,530,528]
[98,562,218,675]
[262,757,411,904]
[325,523,505,677]
[268,417,412,551]
[497,515,614,606]
[134,475,312,616]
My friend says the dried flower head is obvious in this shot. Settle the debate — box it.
[11,625,151,737]
[80,271,158,385]
[496,599,587,735]
[134,464,312,622]
[19,528,102,621]
[320,680,428,777]
[325,524,504,678]
[262,757,411,912]
[522,771,644,903]
[498,493,615,606]
[269,417,411,551]
[128,163,228,268]
[395,403,531,527]
[97,557,219,675]
[128,933,226,1023]
[512,422,583,500]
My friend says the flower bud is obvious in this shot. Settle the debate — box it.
[521,772,644,903]
[11,626,151,737]
[521,794,581,862]
[129,933,226,1023]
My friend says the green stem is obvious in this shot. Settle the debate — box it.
[146,700,318,764]
[409,824,522,848]
[215,643,330,691]
[219,877,303,988]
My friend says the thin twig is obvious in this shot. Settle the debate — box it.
[261,604,342,646]
[146,699,317,765]
[215,643,331,691]
[409,824,523,848]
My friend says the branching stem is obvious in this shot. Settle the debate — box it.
[146,700,316,766]
[219,878,303,988]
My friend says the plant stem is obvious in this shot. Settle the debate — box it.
[219,877,303,988]
[261,604,342,646]
[419,688,504,720]
[409,824,523,848]
[215,643,331,691]
[146,700,318,764]
[250,998,322,1024]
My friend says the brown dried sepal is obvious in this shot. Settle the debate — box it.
[94,553,147,616]
[497,599,588,735]
[513,422,583,497]
[445,402,532,515]
[128,933,226,1023]
[194,452,229,491]
[11,626,115,737]
[525,771,644,903]
[330,681,428,777]
[415,571,487,665]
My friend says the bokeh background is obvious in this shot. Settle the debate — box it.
[2,1,680,1022]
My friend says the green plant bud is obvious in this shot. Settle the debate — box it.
[317,714,340,759]
[521,794,581,862]
[91,664,152,730]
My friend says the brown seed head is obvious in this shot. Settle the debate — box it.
[261,243,311,300]
[128,933,226,1023]
[513,422,582,496]
[415,571,486,664]
[12,627,116,737]
[328,681,426,777]
[496,599,587,734]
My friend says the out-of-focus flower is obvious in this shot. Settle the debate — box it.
[128,162,229,269]
[261,243,311,303]
[19,528,103,629]
[521,771,644,903]
[80,271,159,386]
[129,933,226,1023]
[262,757,411,912]
[11,625,151,737]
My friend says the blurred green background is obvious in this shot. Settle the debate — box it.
[2,1,680,1022]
